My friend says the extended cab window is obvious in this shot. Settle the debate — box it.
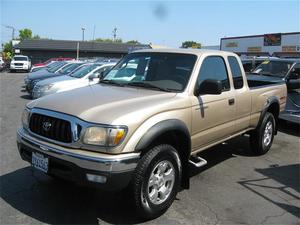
[228,56,244,89]
[197,56,230,91]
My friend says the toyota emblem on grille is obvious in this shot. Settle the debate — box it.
[42,122,52,132]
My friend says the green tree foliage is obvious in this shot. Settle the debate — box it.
[32,35,41,39]
[126,40,140,44]
[3,41,13,53]
[181,41,201,49]
[94,38,123,43]
[2,28,41,57]
[19,28,33,40]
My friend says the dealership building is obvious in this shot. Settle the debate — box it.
[13,39,151,63]
[220,32,300,57]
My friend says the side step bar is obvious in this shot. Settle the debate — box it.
[189,155,207,168]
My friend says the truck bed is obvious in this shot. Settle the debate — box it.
[247,74,285,89]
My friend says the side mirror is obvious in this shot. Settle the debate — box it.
[88,74,96,80]
[99,71,105,80]
[195,79,223,96]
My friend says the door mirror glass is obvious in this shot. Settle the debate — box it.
[195,79,223,96]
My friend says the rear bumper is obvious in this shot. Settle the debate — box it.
[17,128,140,191]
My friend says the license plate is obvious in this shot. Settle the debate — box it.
[32,152,49,173]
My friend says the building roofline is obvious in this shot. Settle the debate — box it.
[221,32,300,41]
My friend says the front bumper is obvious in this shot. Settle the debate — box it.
[10,64,29,70]
[17,128,140,190]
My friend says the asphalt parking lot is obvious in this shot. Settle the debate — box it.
[0,72,299,225]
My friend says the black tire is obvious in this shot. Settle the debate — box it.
[131,144,182,219]
[10,69,15,73]
[250,112,275,155]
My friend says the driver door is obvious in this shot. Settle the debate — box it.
[191,56,236,151]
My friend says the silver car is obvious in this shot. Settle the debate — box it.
[32,62,116,99]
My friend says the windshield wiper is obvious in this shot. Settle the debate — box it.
[99,79,125,87]
[126,82,173,92]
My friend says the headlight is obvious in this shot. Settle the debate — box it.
[83,126,127,147]
[21,108,30,128]
[39,84,54,92]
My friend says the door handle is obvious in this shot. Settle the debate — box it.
[228,98,235,105]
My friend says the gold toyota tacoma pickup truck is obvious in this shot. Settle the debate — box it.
[17,49,287,218]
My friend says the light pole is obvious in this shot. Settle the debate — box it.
[5,25,15,40]
[81,27,85,41]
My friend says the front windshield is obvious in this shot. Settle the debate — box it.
[58,63,83,75]
[103,52,197,92]
[46,61,60,68]
[253,60,293,77]
[47,62,66,73]
[13,56,28,61]
[69,64,100,78]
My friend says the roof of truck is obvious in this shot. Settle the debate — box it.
[133,48,235,56]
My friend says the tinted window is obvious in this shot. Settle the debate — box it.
[58,63,83,75]
[69,64,100,78]
[228,56,244,89]
[47,62,66,73]
[197,56,230,91]
[13,56,28,61]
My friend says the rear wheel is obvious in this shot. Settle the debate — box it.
[250,112,275,155]
[131,144,181,219]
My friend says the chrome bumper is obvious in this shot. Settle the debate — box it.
[17,128,140,173]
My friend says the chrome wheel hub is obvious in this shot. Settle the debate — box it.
[263,121,273,146]
[146,160,175,205]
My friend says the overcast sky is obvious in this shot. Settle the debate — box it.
[1,0,300,47]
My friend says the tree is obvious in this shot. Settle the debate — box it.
[181,41,201,49]
[94,38,123,43]
[19,28,33,40]
[3,41,13,54]
[126,40,140,44]
[32,35,41,39]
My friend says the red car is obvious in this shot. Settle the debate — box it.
[33,57,73,67]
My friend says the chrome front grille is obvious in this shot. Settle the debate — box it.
[29,113,72,143]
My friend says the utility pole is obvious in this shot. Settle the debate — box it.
[112,27,117,41]
[92,25,96,41]
[81,27,85,41]
[5,25,15,40]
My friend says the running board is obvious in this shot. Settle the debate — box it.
[189,156,207,168]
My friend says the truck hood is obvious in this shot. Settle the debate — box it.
[37,75,75,86]
[27,84,179,124]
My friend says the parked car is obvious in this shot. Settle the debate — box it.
[10,55,31,72]
[32,62,116,99]
[25,61,84,93]
[32,57,73,68]
[0,57,5,71]
[250,58,300,124]
[17,49,286,219]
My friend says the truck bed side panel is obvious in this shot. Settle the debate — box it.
[249,83,287,128]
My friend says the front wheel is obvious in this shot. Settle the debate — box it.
[250,112,275,155]
[131,144,181,219]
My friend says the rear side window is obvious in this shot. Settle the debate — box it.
[197,56,230,91]
[228,56,244,89]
